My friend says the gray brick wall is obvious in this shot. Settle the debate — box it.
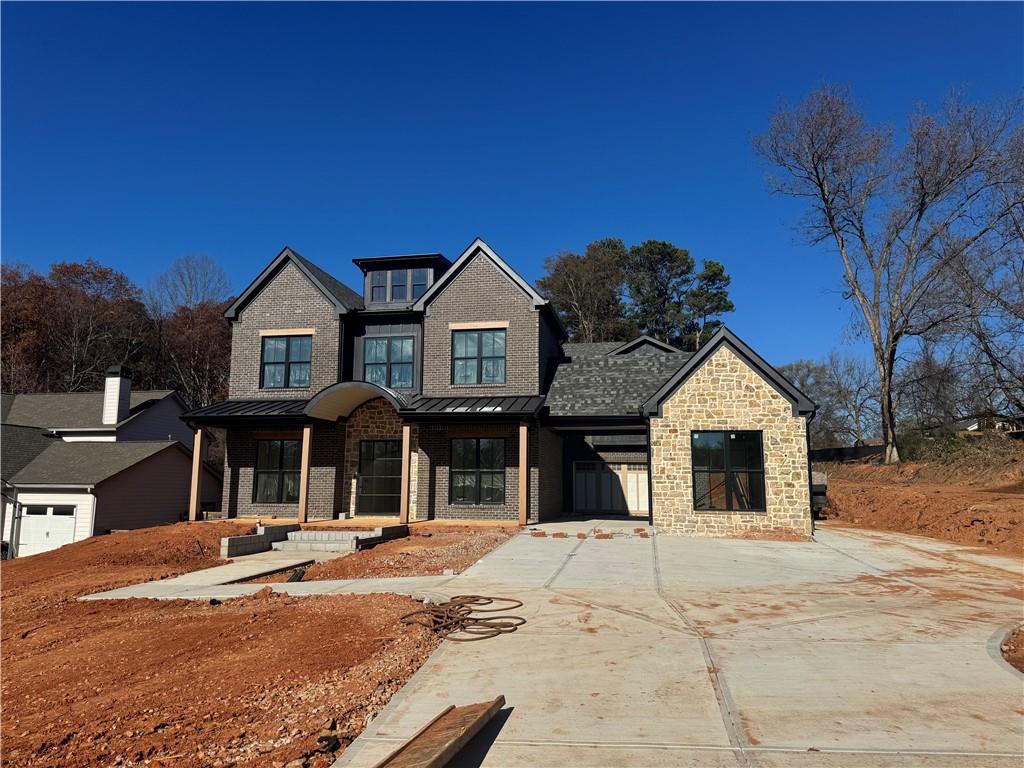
[422,254,540,397]
[228,261,342,399]
[218,423,345,520]
[414,422,539,522]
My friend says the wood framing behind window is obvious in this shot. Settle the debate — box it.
[450,438,505,504]
[452,329,506,385]
[364,336,414,389]
[254,439,301,503]
[261,335,312,388]
[691,431,766,512]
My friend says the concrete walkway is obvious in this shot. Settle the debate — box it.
[81,549,346,600]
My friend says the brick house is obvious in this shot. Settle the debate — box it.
[183,238,816,537]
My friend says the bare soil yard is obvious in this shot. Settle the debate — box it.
[818,453,1024,555]
[256,523,518,582]
[1000,627,1024,674]
[0,523,439,768]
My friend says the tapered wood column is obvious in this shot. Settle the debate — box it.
[297,423,313,523]
[399,423,412,524]
[518,422,528,526]
[188,427,205,522]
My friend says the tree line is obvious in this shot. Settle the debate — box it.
[761,86,1022,458]
[535,238,735,350]
[2,255,233,409]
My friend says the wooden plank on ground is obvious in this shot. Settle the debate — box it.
[370,695,506,768]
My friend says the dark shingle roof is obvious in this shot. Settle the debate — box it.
[1,424,56,482]
[2,391,176,430]
[561,342,623,358]
[10,441,179,486]
[290,251,364,311]
[547,350,691,417]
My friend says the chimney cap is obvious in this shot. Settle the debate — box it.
[105,365,133,378]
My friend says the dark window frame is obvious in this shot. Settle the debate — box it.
[691,430,766,513]
[260,335,312,389]
[449,437,506,505]
[450,329,507,386]
[370,270,387,302]
[368,267,432,304]
[253,438,302,504]
[363,335,415,390]
[356,439,403,515]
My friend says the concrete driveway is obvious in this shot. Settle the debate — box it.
[335,522,1023,768]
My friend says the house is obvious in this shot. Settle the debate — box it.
[183,239,816,538]
[1,368,222,557]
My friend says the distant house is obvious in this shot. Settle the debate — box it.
[1,367,221,557]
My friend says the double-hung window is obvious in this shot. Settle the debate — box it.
[450,438,505,504]
[370,271,387,302]
[390,270,408,301]
[452,329,506,385]
[364,336,414,389]
[261,335,312,389]
[254,439,301,504]
[411,268,429,299]
[691,431,766,512]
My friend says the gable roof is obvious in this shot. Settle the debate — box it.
[609,335,683,356]
[546,349,691,418]
[641,327,816,417]
[223,246,364,321]
[2,390,178,431]
[10,440,184,487]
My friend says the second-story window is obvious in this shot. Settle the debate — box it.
[364,336,414,389]
[370,271,387,302]
[452,329,506,385]
[411,268,429,299]
[261,335,312,388]
[390,270,407,301]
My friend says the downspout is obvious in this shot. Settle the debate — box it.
[645,415,654,528]
[805,410,816,537]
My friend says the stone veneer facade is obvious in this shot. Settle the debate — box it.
[341,398,417,520]
[649,346,812,537]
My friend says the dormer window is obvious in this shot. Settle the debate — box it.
[412,268,429,299]
[390,270,407,301]
[370,271,387,302]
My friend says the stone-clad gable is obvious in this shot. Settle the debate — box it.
[649,345,811,537]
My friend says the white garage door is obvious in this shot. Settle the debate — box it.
[18,505,77,557]
[573,462,649,515]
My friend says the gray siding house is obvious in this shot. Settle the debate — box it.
[184,238,816,537]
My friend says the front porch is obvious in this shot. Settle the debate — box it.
[184,383,548,526]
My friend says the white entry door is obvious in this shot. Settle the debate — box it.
[573,462,649,515]
[18,505,77,556]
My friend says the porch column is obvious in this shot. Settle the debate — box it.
[297,423,313,524]
[188,427,205,522]
[518,422,528,526]
[399,423,412,524]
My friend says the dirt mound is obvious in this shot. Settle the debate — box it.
[821,475,1024,554]
[1,592,437,767]
[258,524,518,582]
[1000,626,1024,673]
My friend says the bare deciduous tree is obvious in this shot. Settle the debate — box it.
[148,254,231,316]
[757,86,1022,462]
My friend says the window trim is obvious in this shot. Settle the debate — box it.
[690,430,767,513]
[260,334,313,389]
[450,329,507,386]
[363,335,415,390]
[253,438,302,504]
[449,437,506,505]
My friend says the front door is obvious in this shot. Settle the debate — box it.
[356,440,402,516]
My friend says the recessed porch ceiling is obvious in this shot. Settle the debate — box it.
[303,381,404,421]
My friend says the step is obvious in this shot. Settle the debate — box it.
[286,529,382,543]
[272,540,358,553]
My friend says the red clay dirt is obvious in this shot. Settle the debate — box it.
[1000,627,1024,673]
[819,462,1024,555]
[257,524,518,582]
[0,522,440,768]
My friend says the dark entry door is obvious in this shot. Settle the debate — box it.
[357,440,402,515]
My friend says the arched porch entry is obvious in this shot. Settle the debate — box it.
[303,382,415,523]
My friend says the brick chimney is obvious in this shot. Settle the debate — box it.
[102,366,132,425]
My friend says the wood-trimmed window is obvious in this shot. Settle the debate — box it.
[261,335,312,389]
[254,439,301,504]
[364,336,414,390]
[450,438,505,504]
[452,330,506,385]
[691,431,766,512]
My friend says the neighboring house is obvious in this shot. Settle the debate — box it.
[1,368,221,557]
[183,239,816,538]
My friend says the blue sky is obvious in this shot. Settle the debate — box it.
[3,2,1021,364]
